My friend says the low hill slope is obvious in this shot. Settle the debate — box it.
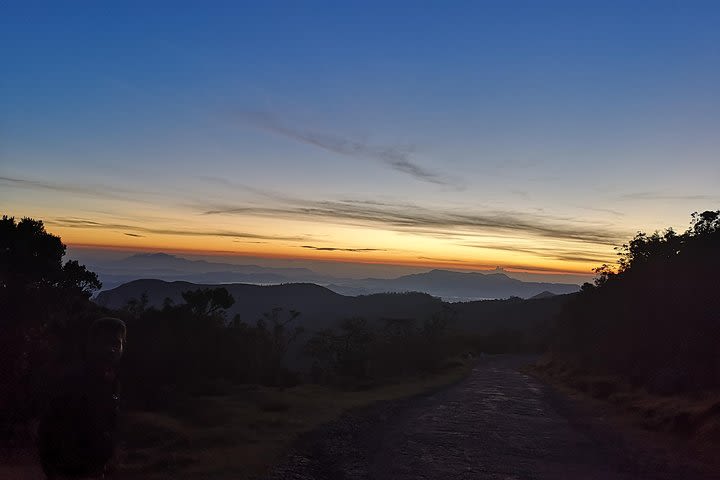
[95,280,444,330]
[96,279,573,334]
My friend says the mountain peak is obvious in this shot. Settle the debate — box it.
[129,252,178,259]
[530,290,557,299]
[425,268,511,279]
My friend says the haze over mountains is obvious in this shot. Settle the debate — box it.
[95,279,571,335]
[89,252,581,301]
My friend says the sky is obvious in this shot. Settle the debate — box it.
[2,1,719,277]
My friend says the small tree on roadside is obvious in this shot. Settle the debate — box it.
[256,307,304,385]
[181,287,235,319]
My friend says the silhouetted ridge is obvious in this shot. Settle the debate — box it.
[330,268,578,300]
[96,278,573,336]
[95,280,442,331]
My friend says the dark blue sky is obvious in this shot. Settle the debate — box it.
[2,1,719,274]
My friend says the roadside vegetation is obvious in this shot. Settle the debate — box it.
[118,366,469,479]
[539,210,720,443]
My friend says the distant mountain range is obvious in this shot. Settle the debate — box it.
[95,280,445,331]
[94,279,572,334]
[327,269,578,300]
[89,252,581,300]
[98,253,319,277]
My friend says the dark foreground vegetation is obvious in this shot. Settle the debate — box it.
[1,216,104,438]
[5,211,717,476]
[539,210,720,444]
[549,210,720,394]
[0,214,558,477]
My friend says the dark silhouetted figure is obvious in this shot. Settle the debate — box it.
[38,317,126,479]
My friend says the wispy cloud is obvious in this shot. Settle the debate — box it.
[417,256,471,263]
[301,245,386,252]
[461,242,617,265]
[0,175,138,201]
[47,217,312,242]
[620,192,718,201]
[486,262,597,275]
[574,206,625,216]
[235,111,461,188]
[5,174,625,261]
[0,174,174,204]
[201,196,628,246]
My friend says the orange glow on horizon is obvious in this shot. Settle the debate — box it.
[39,214,612,278]
[66,240,599,276]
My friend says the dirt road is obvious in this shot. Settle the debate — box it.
[269,355,719,480]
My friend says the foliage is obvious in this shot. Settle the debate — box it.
[0,216,101,300]
[122,292,149,319]
[120,292,309,408]
[180,287,235,318]
[304,305,457,384]
[0,216,102,431]
[552,210,720,393]
[305,317,375,381]
[253,307,305,385]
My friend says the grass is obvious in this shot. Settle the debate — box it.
[530,356,720,449]
[117,361,471,480]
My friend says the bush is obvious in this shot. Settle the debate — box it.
[551,210,720,394]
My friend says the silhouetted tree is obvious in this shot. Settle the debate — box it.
[256,308,304,385]
[419,304,454,369]
[0,216,101,433]
[304,329,339,381]
[123,292,149,319]
[335,317,374,378]
[551,210,720,393]
[0,216,100,298]
[181,287,235,319]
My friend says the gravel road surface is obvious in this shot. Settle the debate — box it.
[269,355,719,480]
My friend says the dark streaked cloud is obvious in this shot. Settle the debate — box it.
[201,196,628,246]
[0,175,138,201]
[194,176,299,204]
[620,192,718,201]
[487,262,595,275]
[417,256,470,263]
[301,245,385,252]
[197,176,235,187]
[5,174,625,258]
[0,174,178,205]
[47,217,312,242]
[235,111,461,188]
[461,242,617,265]
[575,206,625,216]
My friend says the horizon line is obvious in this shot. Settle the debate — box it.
[67,242,599,277]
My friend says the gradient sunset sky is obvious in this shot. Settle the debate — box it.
[2,2,719,276]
